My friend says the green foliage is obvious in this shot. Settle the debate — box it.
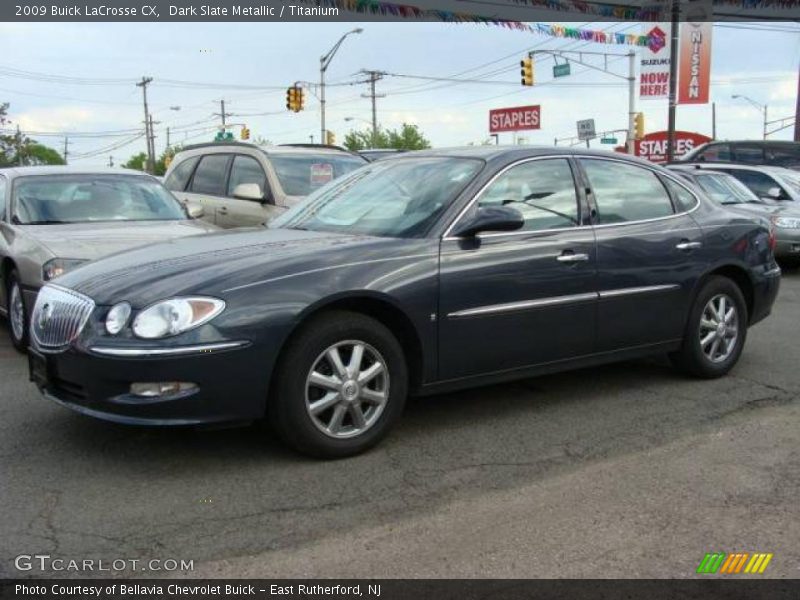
[0,103,65,166]
[343,123,431,152]
[18,143,65,166]
[123,146,182,176]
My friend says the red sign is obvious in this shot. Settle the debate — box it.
[489,105,541,133]
[635,130,712,163]
[678,22,712,105]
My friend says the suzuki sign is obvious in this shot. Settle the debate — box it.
[489,105,541,134]
[635,130,712,162]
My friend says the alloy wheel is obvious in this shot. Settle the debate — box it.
[9,283,25,343]
[699,293,739,363]
[305,340,390,439]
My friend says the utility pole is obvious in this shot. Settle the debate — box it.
[166,127,170,149]
[148,114,157,167]
[361,70,386,147]
[214,99,232,129]
[108,156,114,167]
[712,102,716,140]
[15,125,22,165]
[63,136,69,165]
[763,105,769,140]
[795,67,800,142]
[666,0,680,163]
[136,76,154,173]
[627,50,636,154]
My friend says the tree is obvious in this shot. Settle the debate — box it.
[17,142,65,166]
[0,103,65,166]
[343,123,430,152]
[123,146,180,176]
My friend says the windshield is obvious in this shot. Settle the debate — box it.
[271,157,483,238]
[12,175,187,225]
[695,173,761,205]
[270,154,367,197]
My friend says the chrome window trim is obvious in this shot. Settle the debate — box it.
[442,154,702,241]
[448,292,597,319]
[89,341,248,357]
[442,155,584,240]
[448,284,681,319]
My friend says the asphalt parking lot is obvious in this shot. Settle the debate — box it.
[1,271,799,579]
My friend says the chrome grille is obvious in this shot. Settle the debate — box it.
[31,284,95,351]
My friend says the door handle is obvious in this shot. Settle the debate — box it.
[676,240,702,251]
[557,252,590,263]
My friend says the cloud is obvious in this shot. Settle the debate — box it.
[13,106,96,132]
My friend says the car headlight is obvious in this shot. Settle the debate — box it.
[105,302,132,335]
[771,216,800,229]
[131,297,225,339]
[42,258,89,281]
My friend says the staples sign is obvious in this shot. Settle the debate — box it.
[489,105,541,134]
[635,130,712,163]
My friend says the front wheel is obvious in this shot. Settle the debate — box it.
[6,270,29,353]
[670,276,747,378]
[270,311,408,458]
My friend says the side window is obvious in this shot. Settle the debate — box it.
[581,159,674,224]
[697,144,731,162]
[766,145,800,169]
[726,170,782,198]
[189,155,230,195]
[164,156,199,191]
[663,177,699,212]
[477,158,579,231]
[227,155,268,201]
[0,176,6,218]
[733,145,765,165]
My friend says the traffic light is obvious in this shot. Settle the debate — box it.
[325,130,335,145]
[241,126,250,140]
[520,56,534,86]
[285,86,305,112]
[634,112,645,140]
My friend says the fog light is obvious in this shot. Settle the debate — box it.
[130,382,197,397]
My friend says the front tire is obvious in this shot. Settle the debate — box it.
[270,310,408,458]
[670,276,747,378]
[6,270,29,353]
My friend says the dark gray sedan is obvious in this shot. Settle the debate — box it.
[28,148,780,458]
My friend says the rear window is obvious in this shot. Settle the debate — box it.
[269,154,366,197]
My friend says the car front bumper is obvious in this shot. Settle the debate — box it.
[774,227,800,259]
[30,341,269,426]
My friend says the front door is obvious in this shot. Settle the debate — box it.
[182,153,232,225]
[576,157,706,352]
[438,157,597,380]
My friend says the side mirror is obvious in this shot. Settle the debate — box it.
[185,202,204,219]
[451,205,524,237]
[232,183,264,201]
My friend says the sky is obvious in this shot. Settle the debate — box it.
[0,20,797,166]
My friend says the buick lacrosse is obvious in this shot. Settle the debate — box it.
[28,147,781,457]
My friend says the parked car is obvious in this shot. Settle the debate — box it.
[669,165,800,263]
[0,167,217,351]
[359,149,407,162]
[29,148,780,457]
[677,140,800,170]
[679,162,800,204]
[163,142,367,228]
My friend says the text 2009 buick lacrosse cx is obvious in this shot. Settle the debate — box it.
[28,148,781,458]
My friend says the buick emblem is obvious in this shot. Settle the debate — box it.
[37,303,53,330]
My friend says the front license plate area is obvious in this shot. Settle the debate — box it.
[28,348,49,388]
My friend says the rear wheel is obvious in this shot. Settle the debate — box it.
[270,311,408,458]
[6,270,29,353]
[670,276,747,378]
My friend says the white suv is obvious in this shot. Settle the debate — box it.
[164,143,367,228]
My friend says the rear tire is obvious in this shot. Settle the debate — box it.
[269,310,408,458]
[670,276,747,378]
[6,270,29,353]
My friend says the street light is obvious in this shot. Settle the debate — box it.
[320,28,363,145]
[732,94,768,140]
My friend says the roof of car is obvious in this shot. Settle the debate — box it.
[699,140,799,146]
[0,166,156,179]
[176,141,365,158]
[383,145,657,165]
[678,162,799,175]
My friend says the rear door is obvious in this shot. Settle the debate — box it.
[577,157,705,352]
[438,157,597,380]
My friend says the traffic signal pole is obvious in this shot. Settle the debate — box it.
[666,0,680,162]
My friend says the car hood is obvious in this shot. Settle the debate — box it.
[55,227,423,307]
[25,220,218,261]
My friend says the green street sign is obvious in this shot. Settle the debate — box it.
[553,63,571,78]
[600,137,618,145]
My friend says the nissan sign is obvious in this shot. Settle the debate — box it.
[489,105,541,134]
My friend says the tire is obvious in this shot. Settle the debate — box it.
[269,310,408,458]
[670,276,748,378]
[6,269,29,353]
